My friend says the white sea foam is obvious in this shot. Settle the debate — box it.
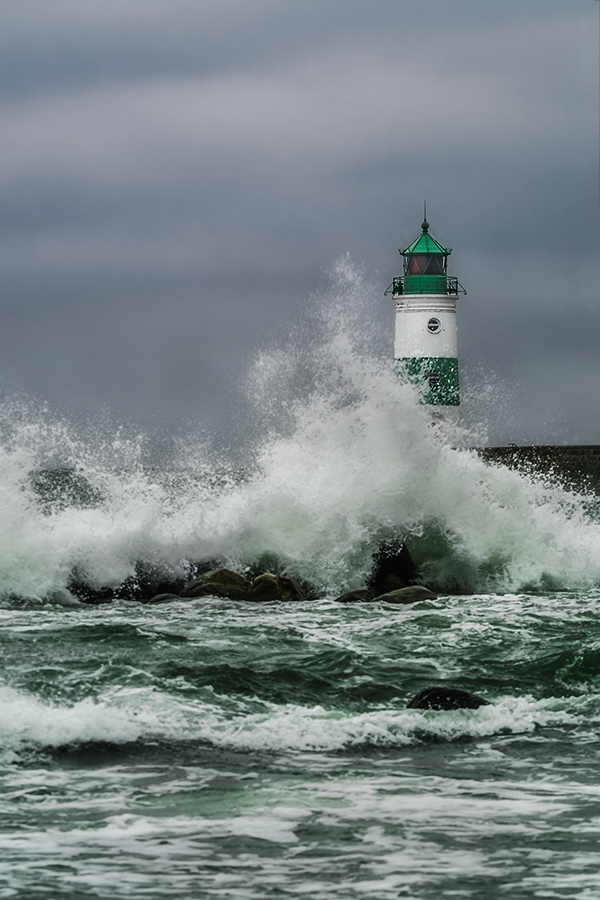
[0,685,148,759]
[0,258,599,601]
[2,677,595,760]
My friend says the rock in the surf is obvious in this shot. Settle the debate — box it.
[179,567,306,602]
[375,585,437,603]
[180,567,252,600]
[247,573,305,602]
[407,686,490,710]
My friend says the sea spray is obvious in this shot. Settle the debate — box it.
[203,257,600,592]
[0,258,599,603]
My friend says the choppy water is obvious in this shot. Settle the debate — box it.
[1,260,600,898]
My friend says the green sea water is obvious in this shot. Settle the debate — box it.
[2,593,600,899]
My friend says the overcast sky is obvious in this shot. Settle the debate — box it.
[0,0,598,449]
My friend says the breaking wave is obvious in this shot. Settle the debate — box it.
[0,257,599,600]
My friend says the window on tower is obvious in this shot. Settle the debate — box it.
[405,255,446,275]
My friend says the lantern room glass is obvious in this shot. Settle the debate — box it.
[404,254,446,276]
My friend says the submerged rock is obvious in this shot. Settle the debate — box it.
[333,585,436,604]
[375,585,437,603]
[334,589,375,604]
[144,593,183,604]
[407,686,491,710]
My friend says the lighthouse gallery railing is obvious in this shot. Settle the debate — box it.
[385,276,466,296]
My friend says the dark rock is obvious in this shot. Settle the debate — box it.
[367,539,416,596]
[248,573,305,602]
[199,567,251,589]
[407,686,491,710]
[375,585,437,603]
[334,589,375,603]
[179,568,306,603]
[333,584,435,604]
[180,567,252,600]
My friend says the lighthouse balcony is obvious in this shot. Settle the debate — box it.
[385,276,465,297]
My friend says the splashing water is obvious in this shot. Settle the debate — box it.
[0,257,599,603]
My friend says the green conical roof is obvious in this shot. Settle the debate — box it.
[402,219,451,257]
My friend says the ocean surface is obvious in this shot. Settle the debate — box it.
[2,262,600,898]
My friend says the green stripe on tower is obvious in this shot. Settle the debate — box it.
[394,357,460,406]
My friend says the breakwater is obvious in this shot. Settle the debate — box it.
[479,445,600,495]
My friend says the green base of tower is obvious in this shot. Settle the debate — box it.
[395,357,460,406]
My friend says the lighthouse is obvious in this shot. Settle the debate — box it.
[386,215,466,407]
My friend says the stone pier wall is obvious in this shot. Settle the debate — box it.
[478,446,600,495]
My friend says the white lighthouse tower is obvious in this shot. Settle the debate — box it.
[386,215,466,407]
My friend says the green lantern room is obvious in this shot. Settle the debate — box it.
[401,218,451,294]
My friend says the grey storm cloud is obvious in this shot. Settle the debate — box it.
[0,0,597,446]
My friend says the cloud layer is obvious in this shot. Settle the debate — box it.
[0,0,598,445]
